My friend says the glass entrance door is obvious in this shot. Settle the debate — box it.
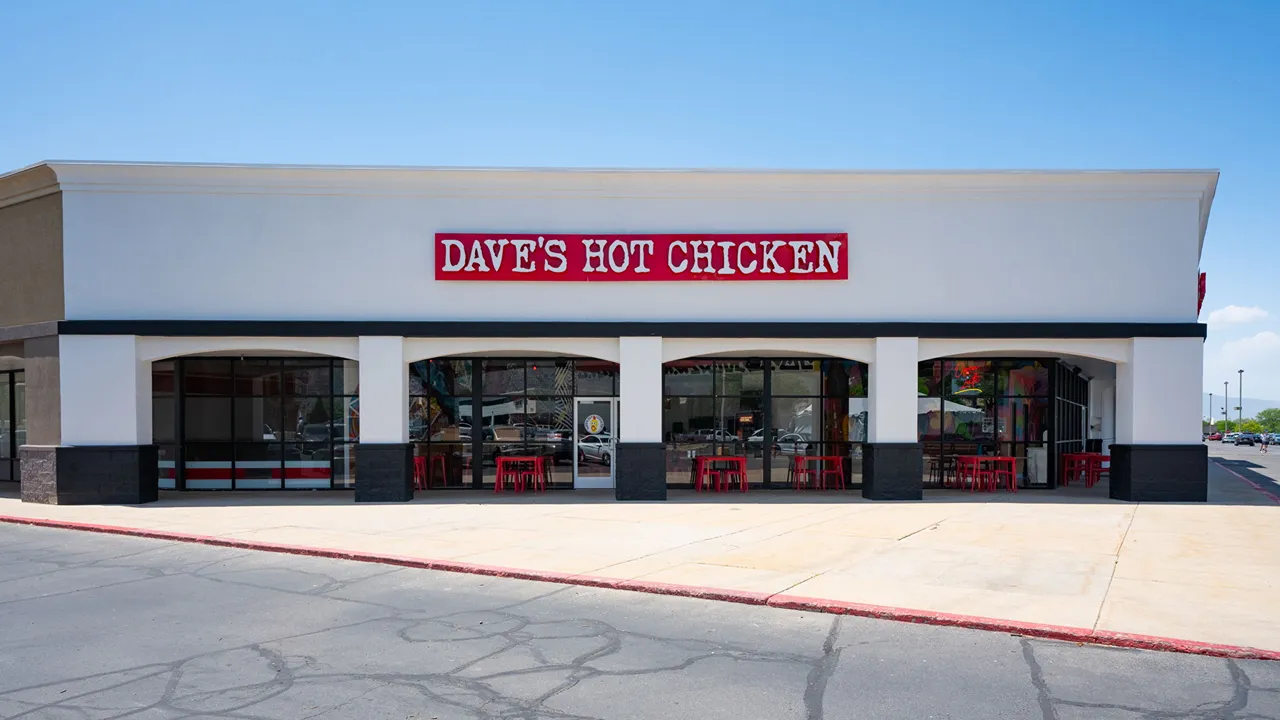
[574,398,616,489]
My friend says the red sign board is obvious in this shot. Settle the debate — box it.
[434,233,848,281]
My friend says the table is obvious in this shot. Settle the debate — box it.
[693,456,748,492]
[789,455,847,490]
[953,455,1019,492]
[1060,452,1109,488]
[495,455,547,493]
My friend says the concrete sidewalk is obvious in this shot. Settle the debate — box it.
[2,459,1277,655]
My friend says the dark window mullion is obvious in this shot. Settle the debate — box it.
[472,361,483,489]
[278,360,287,488]
[176,359,186,491]
[230,359,238,489]
[762,361,772,488]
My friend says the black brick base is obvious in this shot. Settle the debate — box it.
[862,443,924,501]
[616,442,666,501]
[19,445,159,505]
[354,443,413,502]
[1109,444,1208,502]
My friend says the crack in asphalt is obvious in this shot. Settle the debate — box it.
[1021,639,1060,720]
[803,617,842,720]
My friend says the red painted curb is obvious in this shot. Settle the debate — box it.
[1212,459,1280,505]
[2,513,1278,662]
[766,595,1280,661]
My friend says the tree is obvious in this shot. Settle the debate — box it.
[1255,408,1280,433]
[1241,419,1264,434]
[1214,419,1238,432]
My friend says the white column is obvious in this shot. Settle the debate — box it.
[618,337,663,443]
[59,335,150,446]
[869,337,919,443]
[357,336,407,444]
[1117,337,1203,445]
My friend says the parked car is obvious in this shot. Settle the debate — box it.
[746,428,784,454]
[1222,433,1237,443]
[774,432,811,455]
[1235,433,1257,446]
[1206,432,1222,441]
[577,434,613,465]
[694,428,739,444]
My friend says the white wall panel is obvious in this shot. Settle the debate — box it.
[56,169,1207,324]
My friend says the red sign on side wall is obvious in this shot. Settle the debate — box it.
[433,233,848,281]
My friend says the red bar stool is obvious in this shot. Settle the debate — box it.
[539,455,552,491]
[694,457,712,492]
[820,456,845,490]
[721,458,747,492]
[992,457,1017,493]
[969,459,992,493]
[955,457,979,490]
[413,456,428,490]
[1062,454,1089,487]
[494,457,511,493]
[428,454,446,489]
[516,459,538,493]
[1084,455,1109,488]
[791,456,817,490]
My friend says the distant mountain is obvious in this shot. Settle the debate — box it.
[1201,393,1280,421]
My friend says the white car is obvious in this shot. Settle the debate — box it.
[577,434,613,464]
[774,433,811,455]
[694,429,739,443]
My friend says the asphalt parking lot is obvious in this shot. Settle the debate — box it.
[1,523,1278,719]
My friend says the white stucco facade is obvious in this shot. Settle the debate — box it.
[1,162,1216,503]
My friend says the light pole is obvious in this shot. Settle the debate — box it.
[1209,392,1214,428]
[1225,381,1230,429]
[1239,369,1245,426]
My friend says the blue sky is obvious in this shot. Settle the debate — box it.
[3,1,1278,401]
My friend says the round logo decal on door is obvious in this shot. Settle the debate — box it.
[583,414,605,434]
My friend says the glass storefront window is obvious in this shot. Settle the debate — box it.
[482,360,525,395]
[717,360,765,397]
[234,396,282,442]
[575,360,616,395]
[663,361,715,396]
[944,397,995,441]
[527,360,572,395]
[663,357,869,489]
[918,361,943,398]
[998,397,1050,443]
[184,359,233,396]
[771,359,821,396]
[1001,361,1050,397]
[663,396,714,442]
[944,360,994,397]
[282,361,331,396]
[163,358,356,490]
[234,359,281,397]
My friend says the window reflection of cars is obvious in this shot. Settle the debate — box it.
[577,434,613,465]
[774,433,810,455]
[747,428,784,456]
[694,429,738,443]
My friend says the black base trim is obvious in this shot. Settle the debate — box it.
[355,443,413,502]
[19,445,159,505]
[616,442,666,501]
[55,319,1207,340]
[863,443,924,501]
[1109,444,1207,502]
